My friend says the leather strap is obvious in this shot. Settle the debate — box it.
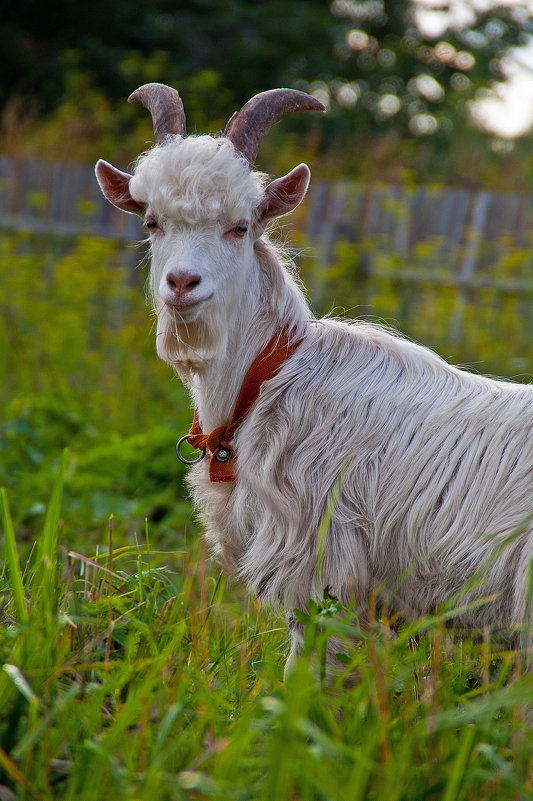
[186,328,301,482]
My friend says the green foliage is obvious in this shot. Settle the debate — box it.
[319,1,530,143]
[4,1,533,183]
[299,219,533,381]
[1,482,533,799]
[0,230,195,546]
[1,1,334,115]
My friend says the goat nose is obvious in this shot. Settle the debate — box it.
[166,271,202,296]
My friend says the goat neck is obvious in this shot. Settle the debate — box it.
[187,241,312,435]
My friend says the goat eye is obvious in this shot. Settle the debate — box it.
[145,216,159,231]
[233,225,248,237]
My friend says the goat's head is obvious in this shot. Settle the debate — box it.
[95,83,324,367]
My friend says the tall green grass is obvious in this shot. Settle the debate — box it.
[1,466,533,799]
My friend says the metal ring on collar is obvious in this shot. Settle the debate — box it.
[176,435,206,465]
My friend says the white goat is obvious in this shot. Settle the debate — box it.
[96,83,533,669]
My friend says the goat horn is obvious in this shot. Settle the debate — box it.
[128,82,187,144]
[224,88,325,166]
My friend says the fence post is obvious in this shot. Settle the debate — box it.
[449,191,491,344]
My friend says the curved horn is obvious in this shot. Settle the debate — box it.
[128,83,187,144]
[224,88,325,166]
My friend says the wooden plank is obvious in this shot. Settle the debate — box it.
[425,189,446,239]
[514,194,532,247]
[360,184,385,238]
[486,192,524,274]
[369,263,532,294]
[305,181,329,239]
[319,182,347,263]
[379,184,401,240]
[408,186,428,250]
[429,189,459,268]
[4,158,22,217]
[459,191,491,283]
[501,192,521,237]
[50,162,66,222]
[62,164,82,222]
[446,190,470,247]
[0,156,10,218]
[392,186,412,256]
[0,216,135,241]
[449,191,492,343]
[21,159,53,221]
[339,182,366,242]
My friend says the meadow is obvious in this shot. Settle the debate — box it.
[2,227,533,800]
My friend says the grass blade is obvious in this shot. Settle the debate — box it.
[1,487,28,623]
[442,724,477,801]
[34,448,70,612]
[39,447,70,565]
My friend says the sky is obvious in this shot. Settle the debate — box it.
[471,38,533,137]
[414,0,533,138]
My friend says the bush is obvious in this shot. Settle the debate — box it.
[298,225,533,380]
[0,230,195,546]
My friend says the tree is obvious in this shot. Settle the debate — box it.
[316,0,533,144]
[2,1,533,183]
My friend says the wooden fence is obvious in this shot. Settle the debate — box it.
[306,180,532,282]
[304,181,533,347]
[3,155,533,362]
[0,155,143,241]
[1,154,532,288]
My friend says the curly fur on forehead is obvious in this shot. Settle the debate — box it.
[129,135,267,224]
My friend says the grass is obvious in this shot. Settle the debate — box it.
[0,231,196,547]
[1,458,533,800]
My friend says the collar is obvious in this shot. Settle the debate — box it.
[177,328,302,482]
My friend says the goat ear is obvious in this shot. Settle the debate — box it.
[256,163,311,224]
[95,159,146,215]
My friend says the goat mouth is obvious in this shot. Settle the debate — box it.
[165,294,213,312]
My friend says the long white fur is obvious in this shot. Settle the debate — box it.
[129,134,533,667]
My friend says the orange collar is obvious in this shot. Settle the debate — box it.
[177,329,302,482]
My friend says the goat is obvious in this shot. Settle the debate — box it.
[96,83,533,671]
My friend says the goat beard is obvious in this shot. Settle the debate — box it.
[155,302,227,369]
